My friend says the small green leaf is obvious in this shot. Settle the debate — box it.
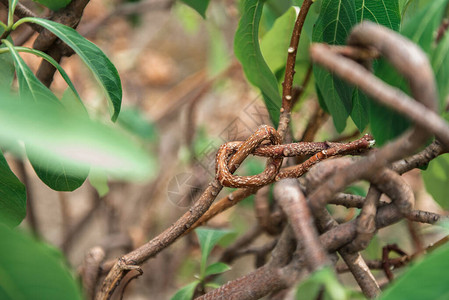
[32,0,71,11]
[2,40,59,103]
[260,7,298,73]
[422,154,449,209]
[15,18,122,121]
[0,224,83,299]
[312,0,357,132]
[204,262,231,277]
[234,0,282,126]
[195,228,231,277]
[171,280,199,300]
[179,0,211,18]
[89,169,109,197]
[381,243,449,300]
[0,151,26,227]
[0,92,156,181]
[296,267,347,300]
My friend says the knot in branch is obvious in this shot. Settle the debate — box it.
[216,125,282,188]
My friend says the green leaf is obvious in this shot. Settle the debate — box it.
[422,154,449,209]
[432,28,449,111]
[0,31,14,90]
[32,0,71,11]
[0,151,26,227]
[355,0,400,31]
[179,0,211,18]
[1,43,88,191]
[204,262,231,277]
[350,0,401,131]
[195,228,231,277]
[312,0,357,132]
[0,91,156,181]
[381,243,449,300]
[0,224,83,300]
[296,267,347,300]
[350,88,369,131]
[28,154,89,191]
[369,0,448,145]
[14,46,84,108]
[171,280,199,300]
[234,0,282,126]
[260,7,298,73]
[0,52,14,89]
[401,0,448,54]
[2,40,59,104]
[15,18,122,121]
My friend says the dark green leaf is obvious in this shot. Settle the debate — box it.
[0,151,26,227]
[0,224,83,299]
[15,18,122,121]
[2,40,59,103]
[350,88,369,131]
[28,154,88,191]
[355,0,400,31]
[312,0,356,132]
[381,243,449,300]
[350,0,400,132]
[204,262,231,277]
[32,0,71,11]
[0,91,156,181]
[180,0,211,18]
[234,0,282,126]
[195,228,231,277]
[422,154,449,209]
[170,281,199,300]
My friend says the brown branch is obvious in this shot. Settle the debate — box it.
[15,160,40,236]
[80,247,106,300]
[275,179,330,271]
[277,0,314,140]
[254,185,283,235]
[96,182,222,299]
